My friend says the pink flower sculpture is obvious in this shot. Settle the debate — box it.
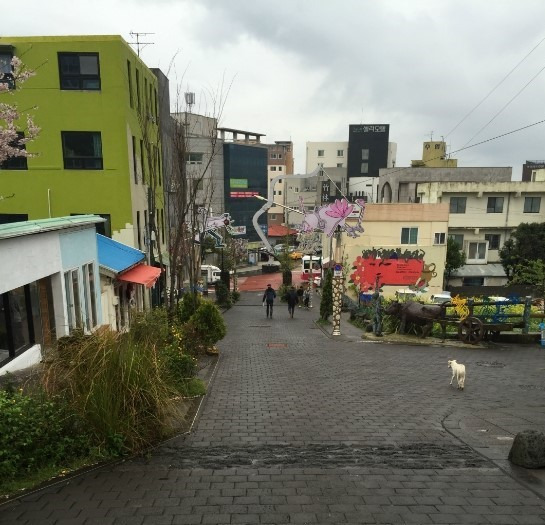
[325,199,353,219]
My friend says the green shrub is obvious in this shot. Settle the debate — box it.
[161,347,198,391]
[177,293,202,324]
[42,330,182,455]
[130,307,170,347]
[282,269,292,286]
[190,300,227,350]
[320,270,333,320]
[214,281,232,308]
[276,284,290,302]
[177,377,206,398]
[231,290,240,303]
[0,390,93,481]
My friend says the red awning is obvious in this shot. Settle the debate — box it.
[118,264,161,288]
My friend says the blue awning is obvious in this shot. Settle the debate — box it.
[97,234,145,274]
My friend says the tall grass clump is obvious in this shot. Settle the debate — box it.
[42,329,182,455]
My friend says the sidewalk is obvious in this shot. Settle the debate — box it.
[2,291,545,524]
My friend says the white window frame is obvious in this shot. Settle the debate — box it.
[434,232,446,245]
[64,268,82,333]
[466,241,488,263]
[186,152,203,165]
[317,150,324,157]
[270,166,277,171]
[337,149,344,157]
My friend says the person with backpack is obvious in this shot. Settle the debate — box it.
[262,283,276,318]
[286,286,299,318]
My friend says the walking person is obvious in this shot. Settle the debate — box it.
[287,286,298,318]
[262,283,276,319]
[303,284,311,309]
[297,284,304,308]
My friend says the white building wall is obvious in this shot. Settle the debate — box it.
[306,141,348,172]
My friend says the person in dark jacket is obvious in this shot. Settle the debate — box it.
[262,284,276,318]
[286,286,299,318]
[296,285,304,308]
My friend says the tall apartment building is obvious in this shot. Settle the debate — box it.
[266,140,294,229]
[0,36,167,262]
[220,128,268,242]
[306,124,396,203]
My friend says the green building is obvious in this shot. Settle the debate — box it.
[0,35,167,258]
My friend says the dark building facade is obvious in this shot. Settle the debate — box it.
[522,161,545,182]
[347,124,390,180]
[223,143,268,242]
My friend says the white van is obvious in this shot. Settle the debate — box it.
[201,265,221,284]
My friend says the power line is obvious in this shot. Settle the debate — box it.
[445,34,545,139]
[346,117,545,190]
[462,64,545,147]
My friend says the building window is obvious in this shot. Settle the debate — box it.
[361,163,369,174]
[337,163,343,168]
[487,196,504,213]
[278,154,282,159]
[0,51,15,90]
[186,152,203,164]
[270,214,277,220]
[449,234,464,249]
[82,263,97,331]
[294,187,299,193]
[524,196,541,213]
[270,153,277,159]
[361,149,369,160]
[462,277,484,286]
[135,69,141,110]
[127,60,133,108]
[140,139,145,183]
[270,166,277,171]
[58,53,100,90]
[132,136,137,183]
[467,241,487,261]
[449,197,466,214]
[0,132,28,170]
[401,227,418,244]
[136,211,141,250]
[317,150,324,157]
[434,232,446,245]
[337,149,344,157]
[62,131,103,169]
[64,269,82,333]
[484,234,500,250]
[278,166,283,171]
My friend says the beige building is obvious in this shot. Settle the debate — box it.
[323,203,449,299]
[417,181,545,286]
[266,141,294,228]
[306,141,348,171]
[411,140,458,168]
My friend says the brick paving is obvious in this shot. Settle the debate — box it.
[2,291,545,524]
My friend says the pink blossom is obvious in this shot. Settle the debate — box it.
[324,198,354,219]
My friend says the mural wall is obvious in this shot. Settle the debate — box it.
[349,247,440,294]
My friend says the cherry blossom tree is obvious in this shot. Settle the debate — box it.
[0,56,40,164]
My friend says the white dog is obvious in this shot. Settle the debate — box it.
[448,359,466,390]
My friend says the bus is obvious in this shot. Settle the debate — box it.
[301,255,322,286]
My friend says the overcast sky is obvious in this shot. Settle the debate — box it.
[6,0,545,177]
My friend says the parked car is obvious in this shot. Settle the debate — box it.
[430,291,452,304]
[289,249,304,260]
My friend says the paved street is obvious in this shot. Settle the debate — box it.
[2,291,545,524]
